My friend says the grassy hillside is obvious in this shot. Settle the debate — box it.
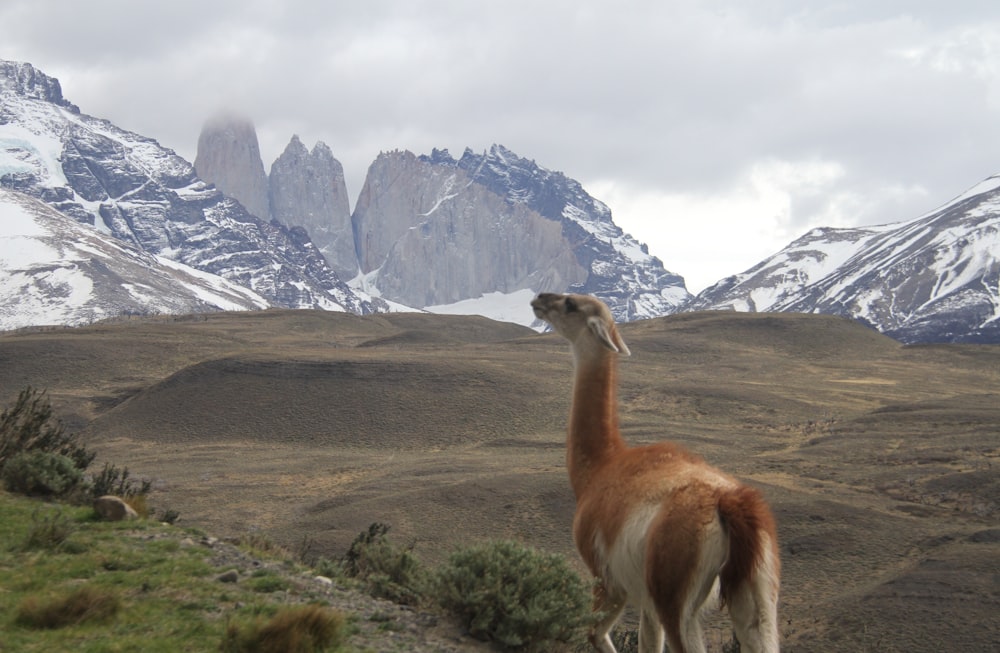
[1,308,998,651]
[0,490,519,652]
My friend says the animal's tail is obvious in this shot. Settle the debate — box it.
[717,484,778,606]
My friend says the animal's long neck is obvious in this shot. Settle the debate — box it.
[567,350,626,497]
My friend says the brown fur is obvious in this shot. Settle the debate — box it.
[531,292,781,653]
[718,485,779,607]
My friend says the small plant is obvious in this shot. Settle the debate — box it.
[246,570,289,594]
[0,386,94,473]
[220,604,346,653]
[435,539,594,651]
[89,462,152,499]
[1,450,84,498]
[342,522,428,606]
[611,628,638,653]
[19,508,78,552]
[124,492,150,519]
[15,585,121,629]
[160,508,181,524]
[238,531,290,559]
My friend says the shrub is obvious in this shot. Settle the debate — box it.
[343,522,428,606]
[221,605,346,653]
[160,508,181,524]
[435,540,594,651]
[15,585,121,629]
[1,451,84,498]
[238,531,290,559]
[0,386,94,473]
[89,462,152,500]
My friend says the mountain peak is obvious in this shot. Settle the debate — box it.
[194,113,270,220]
[0,60,79,113]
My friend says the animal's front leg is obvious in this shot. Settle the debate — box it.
[589,581,626,653]
[639,607,665,653]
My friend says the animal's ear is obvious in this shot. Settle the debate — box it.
[587,316,631,356]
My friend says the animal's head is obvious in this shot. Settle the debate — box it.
[531,293,630,356]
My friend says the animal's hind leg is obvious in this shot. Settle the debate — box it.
[647,490,728,653]
[588,581,626,653]
[728,541,780,653]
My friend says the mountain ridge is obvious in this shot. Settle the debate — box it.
[4,58,1000,343]
[690,174,1000,343]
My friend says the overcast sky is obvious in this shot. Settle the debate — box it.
[3,1,999,293]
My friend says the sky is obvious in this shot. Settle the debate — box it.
[2,1,999,294]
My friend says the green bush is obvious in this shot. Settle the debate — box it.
[435,540,594,651]
[221,605,346,653]
[1,451,84,498]
[343,522,429,606]
[89,462,152,500]
[0,386,94,474]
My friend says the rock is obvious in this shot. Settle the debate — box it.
[0,60,379,318]
[93,495,139,521]
[270,137,358,280]
[351,146,689,320]
[217,569,240,583]
[194,113,271,221]
[352,149,587,307]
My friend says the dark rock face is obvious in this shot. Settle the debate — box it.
[0,60,79,112]
[194,113,270,221]
[269,136,357,280]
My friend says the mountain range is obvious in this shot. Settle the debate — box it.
[2,59,999,343]
[690,177,1000,343]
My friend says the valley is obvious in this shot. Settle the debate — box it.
[0,308,997,651]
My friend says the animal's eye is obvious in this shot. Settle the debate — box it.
[564,297,577,312]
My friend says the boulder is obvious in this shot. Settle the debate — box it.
[93,495,139,521]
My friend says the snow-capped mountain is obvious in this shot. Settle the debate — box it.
[0,60,379,321]
[689,176,1000,343]
[7,58,997,343]
[0,188,268,330]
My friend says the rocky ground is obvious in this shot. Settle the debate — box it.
[146,527,499,653]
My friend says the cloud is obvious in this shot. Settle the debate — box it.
[2,1,999,293]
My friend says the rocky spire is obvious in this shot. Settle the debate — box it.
[193,113,270,220]
[269,136,358,279]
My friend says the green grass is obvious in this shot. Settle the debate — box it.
[0,491,345,652]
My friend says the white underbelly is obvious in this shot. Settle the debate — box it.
[594,503,660,608]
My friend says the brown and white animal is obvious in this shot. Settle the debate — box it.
[531,293,780,653]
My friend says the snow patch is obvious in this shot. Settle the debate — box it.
[425,288,538,328]
[0,123,66,186]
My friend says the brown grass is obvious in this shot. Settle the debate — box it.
[2,308,998,651]
[15,585,121,629]
[221,605,347,653]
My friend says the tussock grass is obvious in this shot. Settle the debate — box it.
[221,604,347,653]
[15,585,121,629]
